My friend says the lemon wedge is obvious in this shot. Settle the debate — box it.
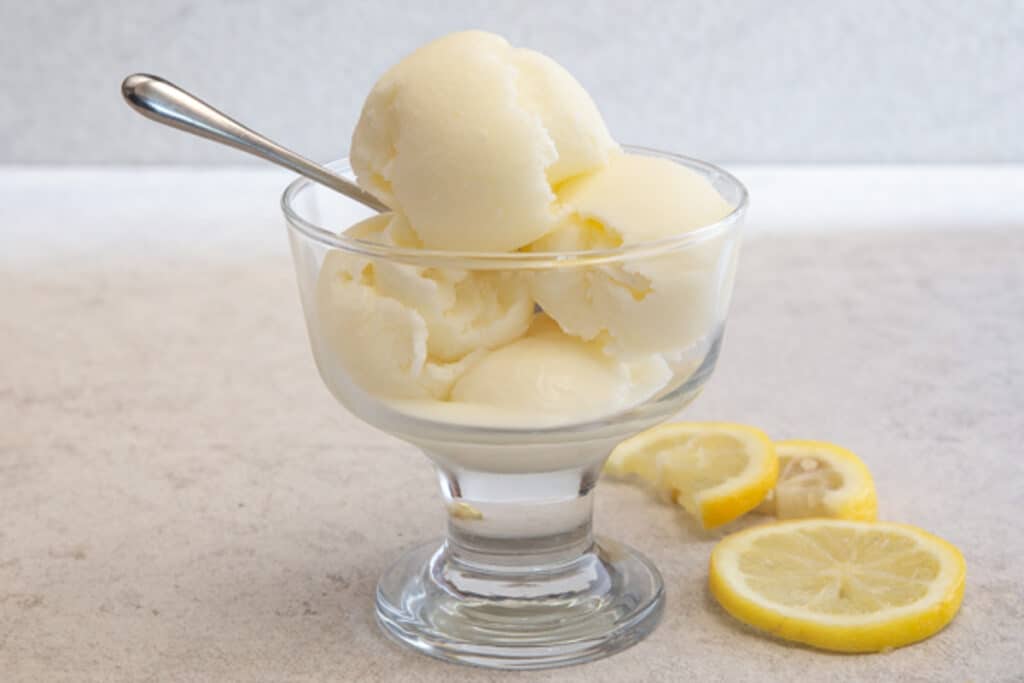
[606,422,778,529]
[757,440,877,521]
[709,519,966,652]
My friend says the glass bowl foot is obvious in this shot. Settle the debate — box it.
[375,537,664,670]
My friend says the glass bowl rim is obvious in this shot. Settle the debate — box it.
[281,145,748,270]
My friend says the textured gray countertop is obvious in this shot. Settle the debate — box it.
[2,169,1022,682]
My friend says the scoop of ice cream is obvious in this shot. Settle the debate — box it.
[555,152,735,243]
[315,272,474,399]
[528,152,738,357]
[450,316,671,420]
[351,30,616,252]
[315,213,533,399]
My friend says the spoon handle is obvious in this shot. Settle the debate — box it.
[121,73,387,212]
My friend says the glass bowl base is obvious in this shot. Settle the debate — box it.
[375,537,664,670]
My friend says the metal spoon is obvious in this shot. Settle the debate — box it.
[120,73,387,212]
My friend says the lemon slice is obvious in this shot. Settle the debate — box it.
[606,422,778,529]
[709,519,966,652]
[757,440,877,521]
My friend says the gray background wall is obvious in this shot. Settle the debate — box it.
[2,0,1021,165]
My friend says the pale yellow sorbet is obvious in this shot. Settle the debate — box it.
[318,30,738,424]
[350,30,617,252]
[315,214,533,399]
[528,152,737,357]
[450,316,671,420]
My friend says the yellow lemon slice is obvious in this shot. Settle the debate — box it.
[709,519,966,652]
[606,422,778,529]
[757,440,877,521]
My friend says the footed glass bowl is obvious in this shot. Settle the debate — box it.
[282,148,747,670]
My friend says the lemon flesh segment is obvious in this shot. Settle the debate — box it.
[606,422,778,529]
[757,440,878,521]
[709,519,966,653]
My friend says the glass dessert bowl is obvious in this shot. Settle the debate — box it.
[283,148,747,670]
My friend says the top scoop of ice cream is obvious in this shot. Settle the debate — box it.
[350,30,617,252]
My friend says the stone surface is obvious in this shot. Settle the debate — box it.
[1,170,1022,681]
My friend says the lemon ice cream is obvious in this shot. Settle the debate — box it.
[315,213,533,398]
[528,152,737,357]
[315,30,740,425]
[450,316,671,421]
[351,30,617,252]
